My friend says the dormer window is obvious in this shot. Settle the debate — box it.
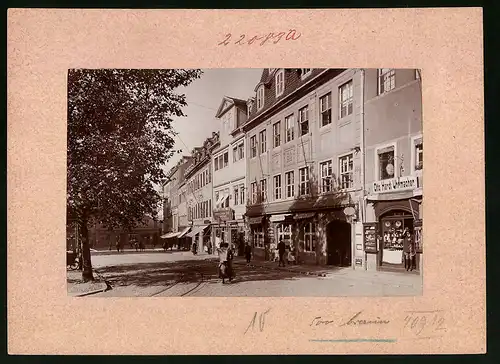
[301,68,312,79]
[257,86,265,110]
[275,69,285,97]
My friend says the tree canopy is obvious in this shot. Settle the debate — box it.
[67,69,202,279]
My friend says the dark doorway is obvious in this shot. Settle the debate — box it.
[326,220,351,266]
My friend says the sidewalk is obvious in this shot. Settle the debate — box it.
[233,256,339,277]
[233,256,422,284]
[67,269,111,297]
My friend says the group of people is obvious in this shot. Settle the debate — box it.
[273,239,295,267]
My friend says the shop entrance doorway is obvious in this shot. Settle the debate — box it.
[379,210,419,272]
[326,220,351,266]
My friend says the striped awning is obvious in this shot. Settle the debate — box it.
[185,225,209,238]
[161,231,181,239]
[177,226,191,238]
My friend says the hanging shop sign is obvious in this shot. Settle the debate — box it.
[363,223,378,253]
[213,208,234,222]
[372,176,418,194]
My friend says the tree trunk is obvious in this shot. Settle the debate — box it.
[80,220,94,281]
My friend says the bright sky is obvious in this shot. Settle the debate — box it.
[164,68,263,174]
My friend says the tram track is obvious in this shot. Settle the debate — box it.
[150,267,209,297]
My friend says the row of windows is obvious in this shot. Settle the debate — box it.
[252,222,316,252]
[187,168,211,193]
[248,154,355,204]
[214,151,229,171]
[377,137,423,180]
[250,81,354,158]
[258,69,314,112]
[214,183,246,208]
[257,68,404,114]
[188,199,212,221]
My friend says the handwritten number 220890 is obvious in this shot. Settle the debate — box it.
[218,30,301,46]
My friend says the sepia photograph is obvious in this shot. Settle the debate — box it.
[66,67,424,297]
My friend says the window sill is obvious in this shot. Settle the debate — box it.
[338,116,353,127]
[319,123,333,130]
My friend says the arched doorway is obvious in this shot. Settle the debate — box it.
[326,220,351,266]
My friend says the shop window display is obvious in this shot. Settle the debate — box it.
[380,213,413,265]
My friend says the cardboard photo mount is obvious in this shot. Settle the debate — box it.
[7,8,485,355]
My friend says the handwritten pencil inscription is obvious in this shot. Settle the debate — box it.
[244,309,271,334]
[402,310,446,338]
[218,30,301,46]
[309,311,390,328]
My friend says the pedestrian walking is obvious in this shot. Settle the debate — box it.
[277,239,286,267]
[409,235,417,271]
[244,243,252,264]
[403,229,411,270]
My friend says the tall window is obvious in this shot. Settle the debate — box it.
[377,146,395,180]
[299,167,310,196]
[257,86,265,110]
[233,145,238,162]
[275,69,285,97]
[273,174,282,200]
[273,121,281,148]
[238,142,244,160]
[301,68,312,79]
[285,114,295,143]
[223,152,228,168]
[339,80,353,118]
[285,171,295,198]
[239,184,245,205]
[215,190,221,208]
[250,135,257,158]
[339,153,354,189]
[253,226,264,248]
[260,179,267,202]
[320,92,332,126]
[251,182,258,204]
[277,223,292,247]
[259,129,267,154]
[414,138,423,171]
[299,105,309,136]
[233,185,239,205]
[303,223,316,252]
[378,68,395,95]
[320,160,333,193]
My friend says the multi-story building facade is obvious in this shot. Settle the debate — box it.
[211,97,248,254]
[162,156,192,248]
[242,68,364,267]
[88,217,162,250]
[184,132,219,253]
[362,68,423,273]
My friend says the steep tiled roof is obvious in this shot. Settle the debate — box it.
[245,68,345,129]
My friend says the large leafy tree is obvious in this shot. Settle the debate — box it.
[67,69,202,281]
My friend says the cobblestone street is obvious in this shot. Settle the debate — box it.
[87,251,422,297]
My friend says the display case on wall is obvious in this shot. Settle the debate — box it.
[363,223,378,253]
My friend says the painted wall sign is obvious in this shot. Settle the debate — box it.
[372,176,418,194]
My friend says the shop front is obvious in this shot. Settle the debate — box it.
[366,175,423,273]
[212,208,245,255]
[186,223,211,254]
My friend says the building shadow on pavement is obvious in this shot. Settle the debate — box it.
[95,258,342,288]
